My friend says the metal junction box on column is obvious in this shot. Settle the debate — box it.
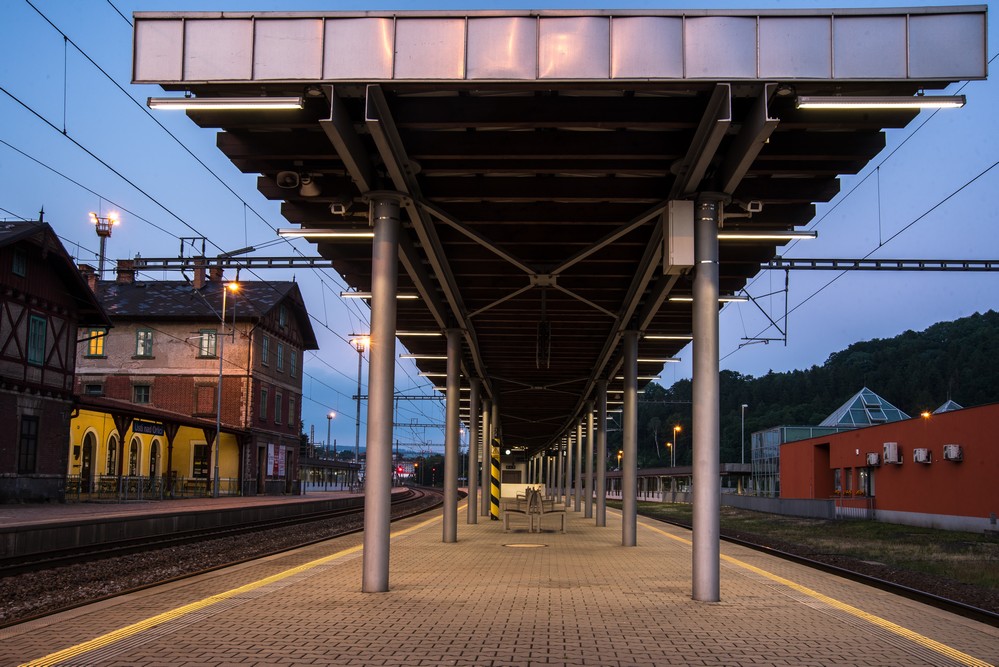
[665,200,694,275]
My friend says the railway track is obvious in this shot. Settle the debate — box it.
[646,513,999,627]
[0,487,443,627]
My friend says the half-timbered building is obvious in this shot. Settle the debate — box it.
[0,219,110,502]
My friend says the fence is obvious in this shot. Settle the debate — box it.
[64,475,241,502]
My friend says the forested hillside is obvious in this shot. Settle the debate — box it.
[617,310,999,468]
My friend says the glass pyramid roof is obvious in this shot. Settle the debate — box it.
[933,399,964,414]
[819,387,910,427]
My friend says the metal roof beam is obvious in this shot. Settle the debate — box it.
[364,85,491,395]
[319,86,375,193]
[720,84,780,195]
[670,84,731,199]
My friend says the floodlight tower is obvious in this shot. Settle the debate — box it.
[89,211,120,279]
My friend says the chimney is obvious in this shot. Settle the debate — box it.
[115,259,135,285]
[209,265,224,283]
[192,257,206,290]
[78,264,97,291]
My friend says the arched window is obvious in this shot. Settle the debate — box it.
[106,434,118,475]
[128,437,140,476]
[149,439,160,478]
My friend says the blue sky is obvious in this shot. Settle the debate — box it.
[1,1,996,450]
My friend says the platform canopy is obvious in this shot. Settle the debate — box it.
[134,7,986,453]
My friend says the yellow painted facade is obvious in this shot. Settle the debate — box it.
[68,408,240,494]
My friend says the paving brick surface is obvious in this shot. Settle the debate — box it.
[2,503,996,667]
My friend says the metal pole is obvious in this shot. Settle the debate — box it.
[692,194,723,602]
[596,379,607,527]
[468,379,480,523]
[622,330,638,546]
[480,399,491,516]
[361,193,401,593]
[584,401,594,519]
[443,329,461,543]
[556,441,563,502]
[213,285,227,498]
[574,421,583,512]
[355,342,363,481]
[741,403,748,465]
[564,430,573,508]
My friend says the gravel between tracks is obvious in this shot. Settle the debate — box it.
[0,494,440,627]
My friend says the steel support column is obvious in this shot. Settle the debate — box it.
[574,421,583,512]
[443,328,461,543]
[556,441,563,501]
[480,399,491,516]
[564,432,574,508]
[692,194,724,602]
[361,193,402,593]
[584,401,595,519]
[596,380,608,527]
[467,378,480,524]
[622,331,638,546]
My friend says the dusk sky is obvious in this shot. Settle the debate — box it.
[1,1,995,451]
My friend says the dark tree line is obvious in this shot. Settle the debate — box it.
[606,310,999,468]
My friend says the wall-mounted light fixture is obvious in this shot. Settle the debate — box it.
[147,96,304,110]
[795,95,965,110]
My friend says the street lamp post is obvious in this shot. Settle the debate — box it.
[672,425,681,467]
[326,411,336,460]
[741,404,749,465]
[352,336,369,488]
[214,279,239,498]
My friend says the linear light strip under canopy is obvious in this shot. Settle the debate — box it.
[148,96,304,110]
[717,230,818,241]
[341,291,420,300]
[796,95,965,109]
[278,229,374,238]
[669,296,749,303]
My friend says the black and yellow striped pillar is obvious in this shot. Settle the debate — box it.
[489,437,501,520]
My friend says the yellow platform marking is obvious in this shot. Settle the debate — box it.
[21,513,443,667]
[639,519,993,667]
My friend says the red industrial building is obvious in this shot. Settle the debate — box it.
[780,402,999,532]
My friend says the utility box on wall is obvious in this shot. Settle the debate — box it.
[665,200,694,275]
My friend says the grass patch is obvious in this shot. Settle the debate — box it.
[610,501,999,591]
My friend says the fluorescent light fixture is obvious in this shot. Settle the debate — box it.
[400,354,447,360]
[614,376,660,380]
[418,372,449,378]
[638,358,681,363]
[148,96,304,110]
[644,334,693,341]
[433,386,471,392]
[340,291,419,300]
[397,331,442,337]
[669,296,749,303]
[795,95,965,110]
[718,230,818,241]
[278,229,374,239]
